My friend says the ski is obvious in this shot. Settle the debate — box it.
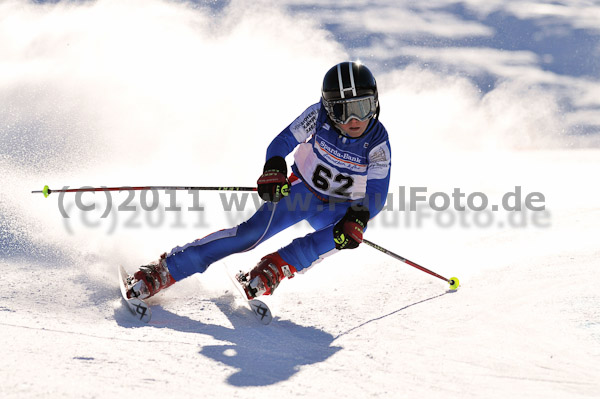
[118,265,152,323]
[223,264,273,325]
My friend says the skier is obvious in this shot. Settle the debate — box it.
[126,61,391,300]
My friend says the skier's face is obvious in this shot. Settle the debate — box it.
[336,118,370,138]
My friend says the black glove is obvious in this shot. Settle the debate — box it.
[333,205,370,250]
[257,156,290,203]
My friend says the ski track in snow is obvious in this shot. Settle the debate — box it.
[1,1,600,398]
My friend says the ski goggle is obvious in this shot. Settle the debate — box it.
[324,95,377,125]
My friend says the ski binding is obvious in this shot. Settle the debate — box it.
[118,265,152,323]
[223,265,273,325]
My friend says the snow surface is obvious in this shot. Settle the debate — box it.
[1,1,599,398]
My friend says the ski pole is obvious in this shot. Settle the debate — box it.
[31,185,257,198]
[362,238,460,290]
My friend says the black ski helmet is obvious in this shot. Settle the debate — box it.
[322,61,379,126]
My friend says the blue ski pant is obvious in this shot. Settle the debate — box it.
[165,179,354,281]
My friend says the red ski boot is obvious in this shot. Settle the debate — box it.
[238,252,297,299]
[127,253,175,300]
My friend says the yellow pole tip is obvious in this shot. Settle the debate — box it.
[449,277,460,290]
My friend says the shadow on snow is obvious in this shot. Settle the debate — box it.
[114,290,453,387]
[114,293,341,387]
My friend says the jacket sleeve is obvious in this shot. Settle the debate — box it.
[363,140,392,218]
[265,102,321,161]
